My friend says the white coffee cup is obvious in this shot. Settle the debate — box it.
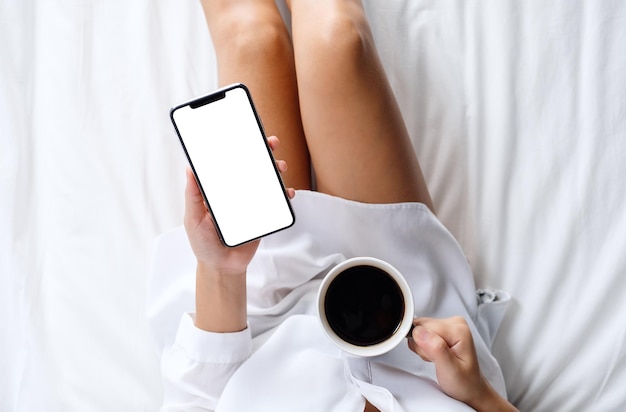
[317,257,414,357]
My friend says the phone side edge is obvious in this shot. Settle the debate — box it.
[169,104,232,247]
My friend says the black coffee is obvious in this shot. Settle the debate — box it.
[324,265,404,346]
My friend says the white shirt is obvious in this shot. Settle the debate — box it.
[148,191,510,411]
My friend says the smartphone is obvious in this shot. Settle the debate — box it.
[170,83,295,247]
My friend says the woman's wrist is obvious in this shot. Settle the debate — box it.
[468,378,518,412]
[194,260,248,333]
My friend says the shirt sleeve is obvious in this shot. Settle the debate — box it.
[159,313,252,411]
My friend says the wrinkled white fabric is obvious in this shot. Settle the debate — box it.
[4,1,626,410]
[149,191,510,411]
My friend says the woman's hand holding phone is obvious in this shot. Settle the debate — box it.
[184,135,293,273]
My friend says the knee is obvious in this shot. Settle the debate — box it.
[211,8,291,62]
[296,5,372,66]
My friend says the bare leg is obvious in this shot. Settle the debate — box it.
[199,0,312,190]
[287,0,433,208]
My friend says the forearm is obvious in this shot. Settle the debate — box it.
[194,260,247,333]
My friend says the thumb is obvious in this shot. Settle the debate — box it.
[184,168,200,198]
[413,325,456,368]
[184,169,208,227]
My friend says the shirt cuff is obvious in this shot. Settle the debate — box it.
[173,313,252,364]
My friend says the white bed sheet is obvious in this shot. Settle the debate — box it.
[2,0,626,411]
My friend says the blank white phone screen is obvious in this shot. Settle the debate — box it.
[172,85,294,247]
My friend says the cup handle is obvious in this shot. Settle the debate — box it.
[406,323,416,338]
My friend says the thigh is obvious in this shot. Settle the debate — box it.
[289,0,433,208]
[199,0,312,190]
